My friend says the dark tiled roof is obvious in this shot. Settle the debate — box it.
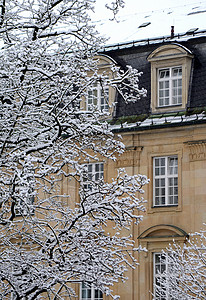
[103,33,206,119]
[187,39,206,109]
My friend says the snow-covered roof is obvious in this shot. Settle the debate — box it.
[102,29,206,52]
[111,112,206,132]
[93,0,206,44]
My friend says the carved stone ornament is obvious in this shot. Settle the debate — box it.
[115,146,143,167]
[188,140,206,161]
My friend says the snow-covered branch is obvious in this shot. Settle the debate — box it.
[0,0,147,299]
[154,227,206,300]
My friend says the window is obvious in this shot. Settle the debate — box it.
[153,253,172,300]
[87,82,109,111]
[147,43,193,113]
[81,282,103,300]
[153,156,178,206]
[158,67,182,107]
[83,163,104,191]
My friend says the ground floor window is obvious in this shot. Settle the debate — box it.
[81,282,103,300]
[153,253,171,300]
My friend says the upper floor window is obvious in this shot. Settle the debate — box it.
[81,282,103,300]
[83,163,104,191]
[87,82,109,111]
[153,156,178,207]
[158,67,182,107]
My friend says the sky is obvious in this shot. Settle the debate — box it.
[91,0,206,44]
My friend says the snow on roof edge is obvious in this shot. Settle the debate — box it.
[102,29,206,52]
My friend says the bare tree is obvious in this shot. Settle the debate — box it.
[0,0,147,299]
[153,227,206,300]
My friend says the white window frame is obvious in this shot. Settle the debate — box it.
[153,156,178,207]
[82,163,104,191]
[80,282,103,300]
[158,66,182,107]
[153,252,171,300]
[87,83,109,111]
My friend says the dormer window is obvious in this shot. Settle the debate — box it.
[158,66,182,107]
[87,82,109,111]
[82,54,117,116]
[148,44,193,113]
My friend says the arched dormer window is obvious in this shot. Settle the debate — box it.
[147,44,193,113]
[83,54,117,116]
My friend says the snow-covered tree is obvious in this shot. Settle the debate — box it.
[153,227,206,300]
[0,1,147,299]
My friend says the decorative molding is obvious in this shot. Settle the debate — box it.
[187,140,206,161]
[115,146,143,167]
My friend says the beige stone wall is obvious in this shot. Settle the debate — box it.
[68,123,206,299]
[103,123,206,300]
[67,48,206,300]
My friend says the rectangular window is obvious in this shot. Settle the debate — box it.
[158,67,182,107]
[87,83,109,111]
[153,156,178,206]
[153,253,175,300]
[153,253,168,300]
[83,163,104,191]
[81,282,103,300]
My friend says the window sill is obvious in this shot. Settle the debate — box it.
[156,104,182,109]
[147,204,181,214]
[152,104,186,115]
[152,204,178,208]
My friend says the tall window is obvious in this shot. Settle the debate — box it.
[87,83,109,111]
[153,253,175,300]
[81,282,103,300]
[153,156,178,206]
[158,67,182,107]
[153,253,169,300]
[83,163,104,191]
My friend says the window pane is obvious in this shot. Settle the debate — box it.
[95,164,99,172]
[82,290,87,298]
[88,164,92,172]
[155,158,160,167]
[165,98,169,106]
[159,69,169,78]
[100,87,109,111]
[172,67,182,76]
[159,81,164,89]
[94,289,103,300]
[165,81,169,89]
[168,157,178,175]
[159,90,164,97]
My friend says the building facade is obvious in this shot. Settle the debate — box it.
[77,31,206,300]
